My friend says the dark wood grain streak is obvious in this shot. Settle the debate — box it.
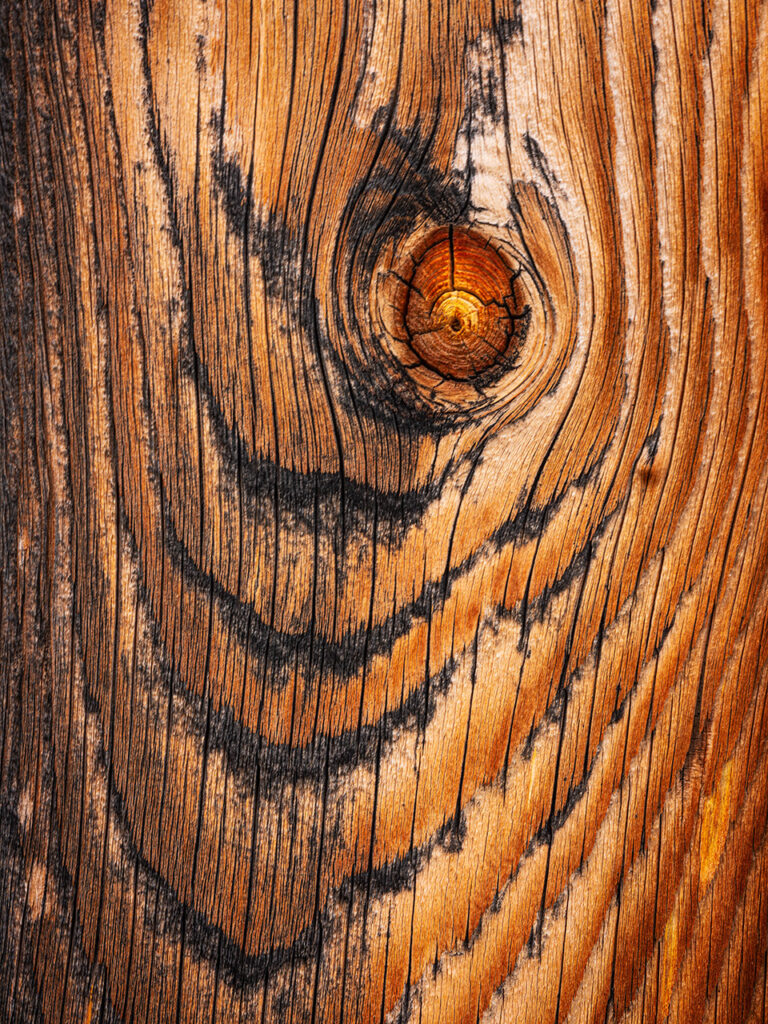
[2,0,768,1022]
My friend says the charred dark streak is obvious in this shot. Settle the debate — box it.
[338,809,470,905]
[644,417,662,461]
[496,2,523,43]
[355,132,470,238]
[514,621,687,862]
[184,110,565,518]
[134,0,187,259]
[62,702,334,990]
[189,340,450,532]
[333,121,471,278]
[523,132,564,200]
[117,508,618,799]
[0,488,114,1023]
[334,107,462,422]
[208,133,307,310]
[127,539,460,788]
[154,448,612,689]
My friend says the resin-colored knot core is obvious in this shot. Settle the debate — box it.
[398,226,524,380]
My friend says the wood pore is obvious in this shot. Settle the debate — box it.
[1,0,768,1022]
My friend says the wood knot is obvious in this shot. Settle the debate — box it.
[396,226,526,381]
[368,186,576,418]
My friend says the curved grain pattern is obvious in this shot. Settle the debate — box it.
[1,0,768,1022]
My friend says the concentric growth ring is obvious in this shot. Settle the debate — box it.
[398,226,526,381]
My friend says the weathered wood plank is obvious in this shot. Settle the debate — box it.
[1,0,767,1021]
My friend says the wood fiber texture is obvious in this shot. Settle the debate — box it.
[1,0,768,1021]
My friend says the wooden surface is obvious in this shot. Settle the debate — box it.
[1,0,768,1021]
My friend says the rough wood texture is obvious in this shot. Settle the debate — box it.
[2,0,768,1021]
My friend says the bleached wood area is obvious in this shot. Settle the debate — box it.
[1,0,767,1021]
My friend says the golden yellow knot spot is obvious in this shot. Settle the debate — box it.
[434,291,481,336]
[398,226,523,381]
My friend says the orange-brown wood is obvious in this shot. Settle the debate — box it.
[1,1,767,1022]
